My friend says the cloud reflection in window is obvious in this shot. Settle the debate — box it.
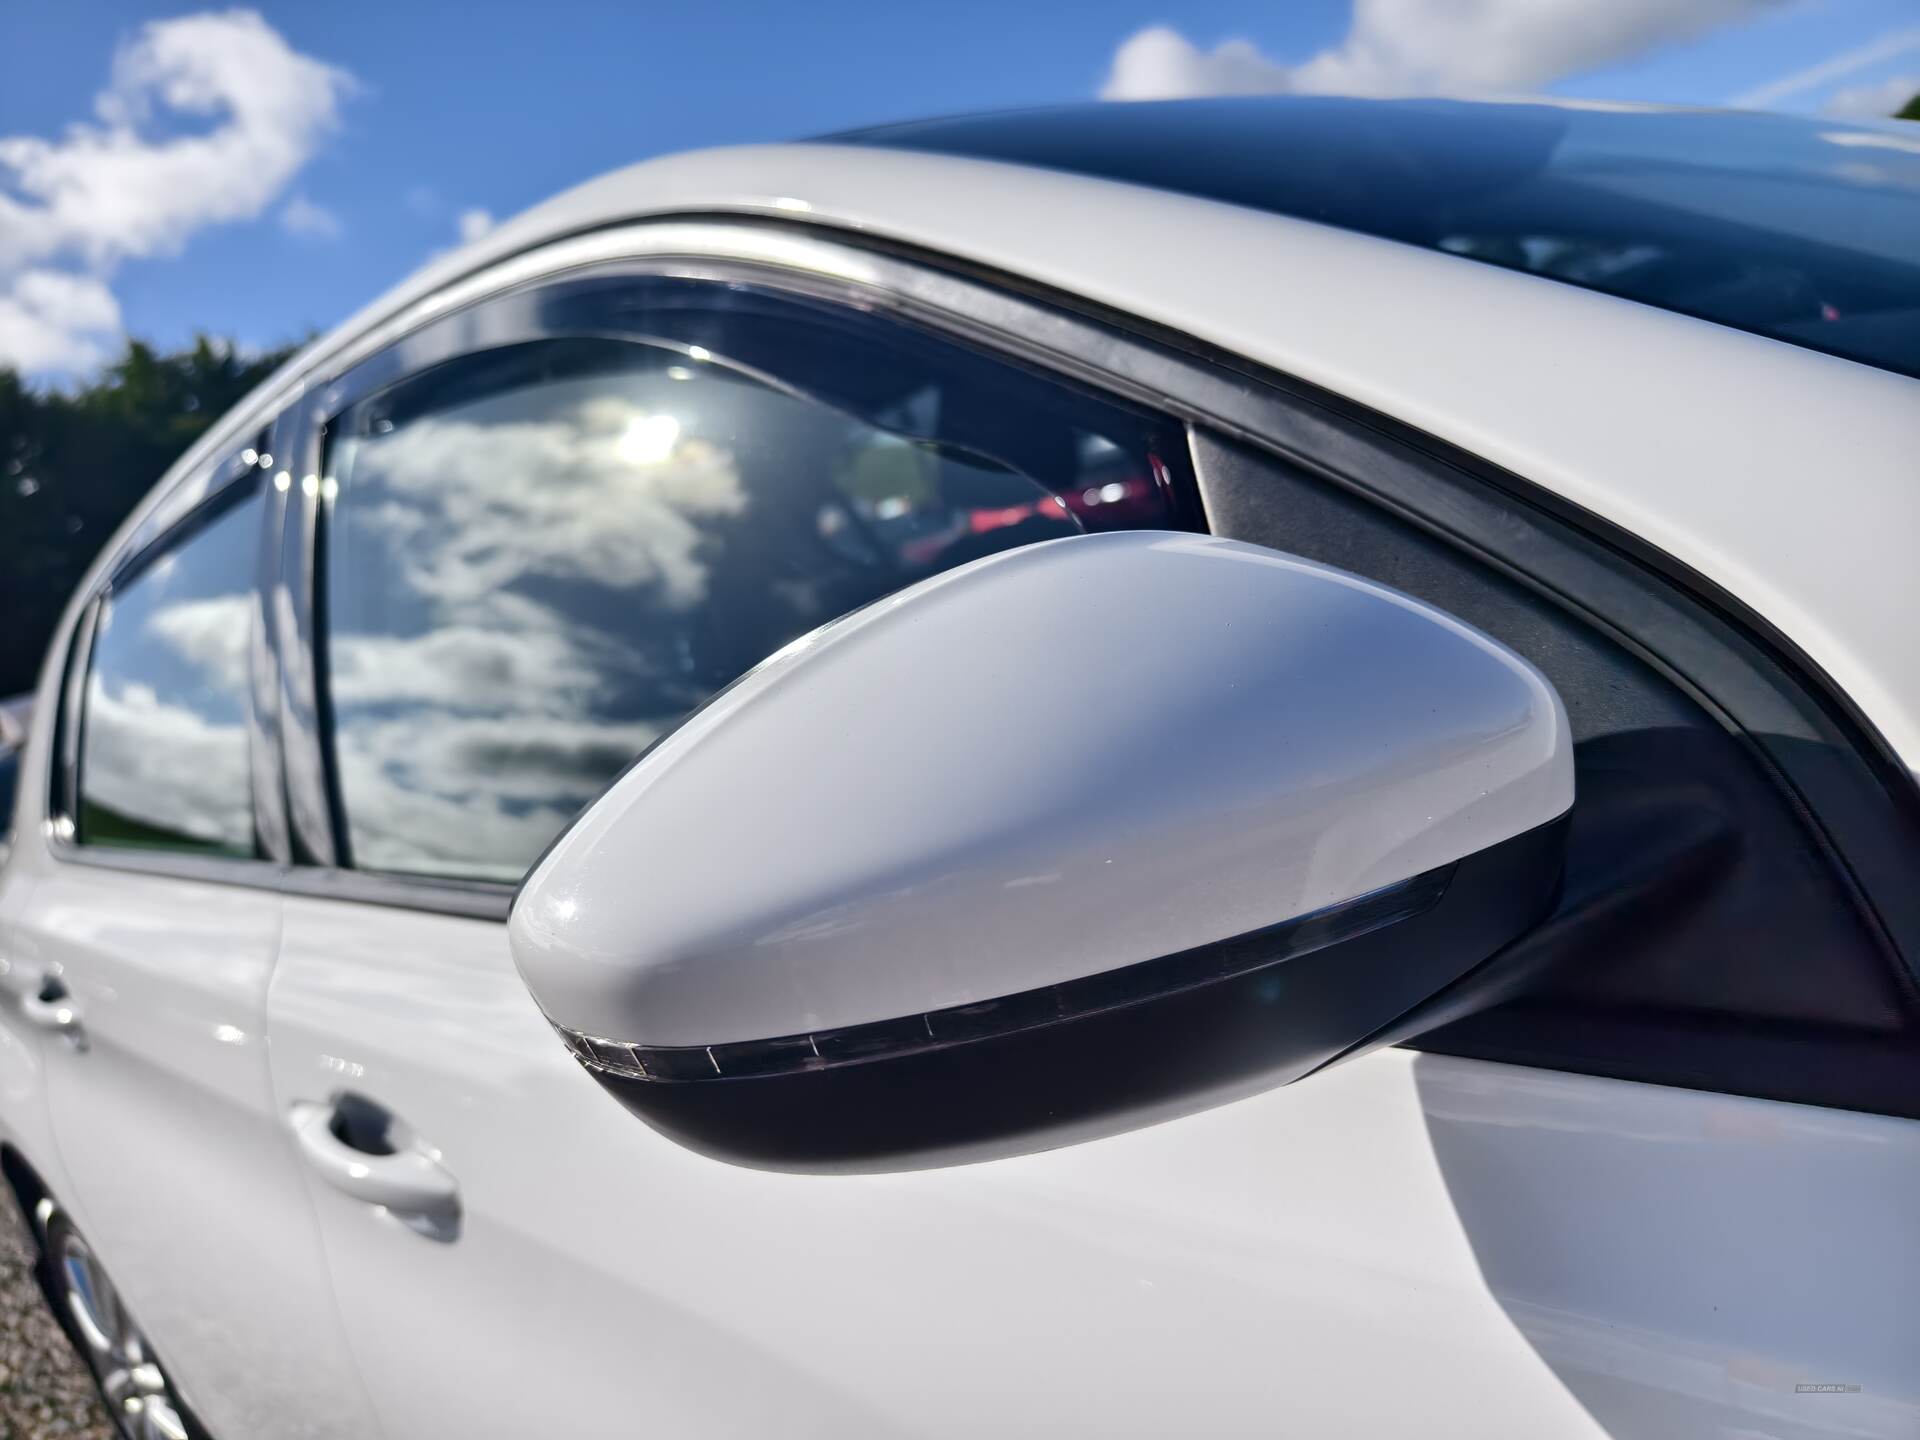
[79,496,260,856]
[322,337,1135,882]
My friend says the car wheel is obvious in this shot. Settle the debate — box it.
[42,1208,199,1440]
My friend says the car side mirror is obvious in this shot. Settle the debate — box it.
[510,533,1572,1171]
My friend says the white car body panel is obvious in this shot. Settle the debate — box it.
[268,892,1920,1437]
[12,866,377,1437]
[0,112,1911,1439]
[0,869,72,1217]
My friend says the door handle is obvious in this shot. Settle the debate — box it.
[290,1098,459,1238]
[20,976,85,1049]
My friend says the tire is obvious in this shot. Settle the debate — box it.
[39,1207,205,1440]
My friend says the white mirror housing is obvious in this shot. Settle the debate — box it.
[511,532,1572,1169]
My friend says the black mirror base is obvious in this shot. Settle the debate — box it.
[590,813,1569,1173]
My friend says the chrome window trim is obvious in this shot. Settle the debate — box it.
[113,222,881,552]
[114,436,281,590]
[44,843,288,891]
[278,867,511,922]
[37,844,512,921]
[295,220,1230,441]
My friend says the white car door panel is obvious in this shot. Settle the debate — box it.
[270,901,898,1437]
[24,868,377,1439]
[268,897,1920,1438]
[1416,1059,1919,1439]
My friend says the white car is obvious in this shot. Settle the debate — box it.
[2,96,1917,1440]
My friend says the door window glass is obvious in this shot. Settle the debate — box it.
[78,490,262,856]
[321,283,1190,881]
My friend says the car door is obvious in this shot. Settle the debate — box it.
[266,242,1920,1439]
[10,447,380,1440]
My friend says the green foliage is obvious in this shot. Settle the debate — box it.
[1896,93,1920,122]
[0,336,299,697]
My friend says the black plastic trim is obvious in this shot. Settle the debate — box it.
[560,865,1454,1083]
[579,815,1566,1172]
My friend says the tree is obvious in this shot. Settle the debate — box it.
[1896,93,1920,122]
[0,337,299,698]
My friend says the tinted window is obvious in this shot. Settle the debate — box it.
[78,491,262,856]
[321,285,1189,882]
[836,98,1920,378]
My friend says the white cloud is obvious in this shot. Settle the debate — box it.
[280,192,343,240]
[347,381,748,610]
[82,679,253,849]
[425,206,497,263]
[147,593,254,693]
[0,9,349,375]
[325,371,755,878]
[0,269,122,373]
[455,207,496,244]
[1822,73,1918,121]
[329,621,602,709]
[333,710,667,880]
[1102,1,1785,102]
[1102,27,1302,100]
[1729,25,1920,111]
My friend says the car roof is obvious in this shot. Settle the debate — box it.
[830,97,1920,380]
[88,102,1920,773]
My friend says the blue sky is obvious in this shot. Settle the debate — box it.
[2,1,1916,378]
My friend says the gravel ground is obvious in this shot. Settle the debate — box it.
[0,1210,112,1439]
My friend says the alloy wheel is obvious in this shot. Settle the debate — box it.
[46,1212,191,1440]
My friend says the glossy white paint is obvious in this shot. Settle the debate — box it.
[514,532,1571,1045]
[0,869,71,1216]
[289,1102,459,1222]
[6,864,376,1439]
[269,885,1920,1438]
